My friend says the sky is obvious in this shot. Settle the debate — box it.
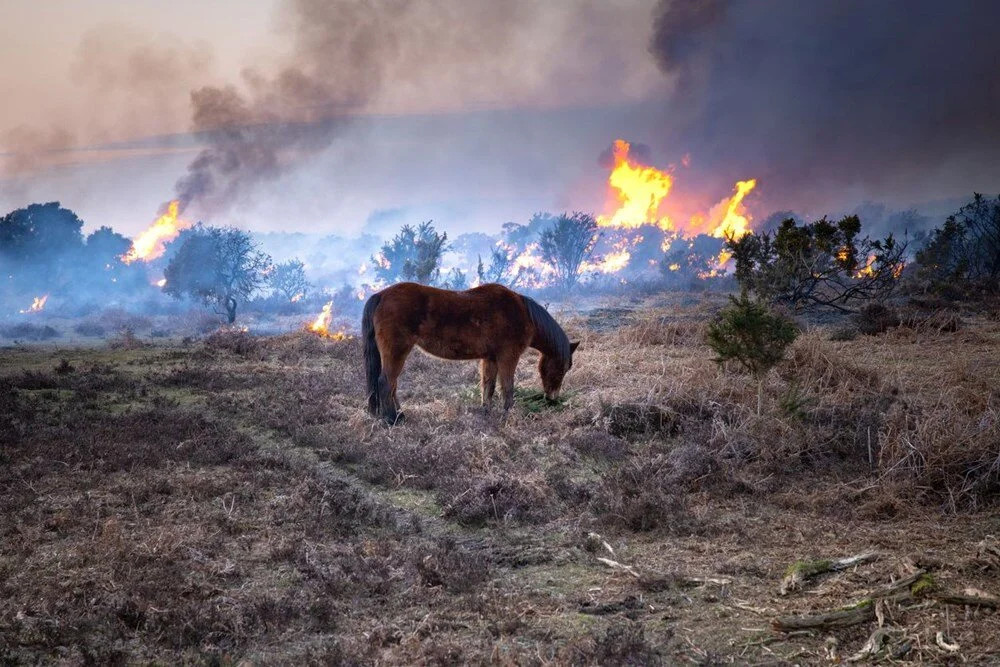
[2,0,998,238]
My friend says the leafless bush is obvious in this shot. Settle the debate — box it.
[0,323,60,340]
[204,327,263,358]
[441,472,554,526]
[591,458,699,534]
[73,320,106,337]
[106,326,147,350]
[878,402,1000,509]
[98,307,152,332]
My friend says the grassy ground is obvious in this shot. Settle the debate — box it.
[2,293,999,664]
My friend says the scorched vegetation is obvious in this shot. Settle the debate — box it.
[2,292,998,663]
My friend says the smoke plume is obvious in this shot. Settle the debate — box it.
[648,0,1000,212]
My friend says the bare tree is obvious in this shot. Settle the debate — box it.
[538,212,599,290]
[269,258,310,301]
[164,226,272,323]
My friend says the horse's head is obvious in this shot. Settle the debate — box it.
[539,341,580,401]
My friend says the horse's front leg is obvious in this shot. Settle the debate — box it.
[480,358,498,412]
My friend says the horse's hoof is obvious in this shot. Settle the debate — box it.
[387,412,405,426]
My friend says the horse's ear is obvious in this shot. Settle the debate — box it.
[569,341,580,354]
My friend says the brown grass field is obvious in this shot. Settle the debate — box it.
[2,293,999,664]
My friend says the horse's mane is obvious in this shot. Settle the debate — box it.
[521,295,570,363]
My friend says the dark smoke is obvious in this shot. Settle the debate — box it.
[649,0,1000,214]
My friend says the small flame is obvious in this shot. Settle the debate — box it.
[155,278,167,288]
[290,292,304,303]
[19,294,48,314]
[855,254,876,278]
[122,200,191,264]
[668,263,680,272]
[309,301,349,340]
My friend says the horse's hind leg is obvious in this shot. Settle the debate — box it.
[480,359,498,412]
[378,341,411,424]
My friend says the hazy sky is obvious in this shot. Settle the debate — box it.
[0,0,668,236]
[2,0,998,238]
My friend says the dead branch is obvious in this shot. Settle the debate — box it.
[780,552,879,595]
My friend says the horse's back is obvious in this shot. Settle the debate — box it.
[372,282,531,359]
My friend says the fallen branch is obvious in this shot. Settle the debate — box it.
[780,552,879,595]
[933,589,1000,609]
[773,571,926,631]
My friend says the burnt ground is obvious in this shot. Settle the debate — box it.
[1,295,999,664]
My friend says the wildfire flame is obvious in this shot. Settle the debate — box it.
[594,139,757,277]
[290,292,304,303]
[155,278,167,288]
[122,200,191,264]
[597,139,674,230]
[856,254,876,278]
[309,301,348,340]
[19,294,48,314]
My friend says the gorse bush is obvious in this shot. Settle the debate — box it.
[728,215,906,311]
[706,294,799,414]
[372,220,448,285]
[915,193,1000,296]
[538,212,599,290]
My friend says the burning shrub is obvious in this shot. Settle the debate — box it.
[0,323,60,341]
[706,294,799,414]
[729,215,906,311]
[915,193,1000,296]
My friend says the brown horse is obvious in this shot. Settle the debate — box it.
[362,282,579,423]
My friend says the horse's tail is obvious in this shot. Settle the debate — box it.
[362,291,383,415]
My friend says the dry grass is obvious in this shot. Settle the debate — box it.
[2,293,999,662]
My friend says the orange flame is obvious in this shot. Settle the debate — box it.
[597,139,674,230]
[707,179,757,240]
[290,292,304,303]
[593,139,757,276]
[122,200,191,264]
[19,294,48,314]
[309,301,349,340]
[855,254,876,278]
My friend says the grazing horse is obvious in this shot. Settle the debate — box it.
[362,282,579,423]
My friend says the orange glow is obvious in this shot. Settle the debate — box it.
[122,200,191,263]
[19,294,48,313]
[290,292,304,303]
